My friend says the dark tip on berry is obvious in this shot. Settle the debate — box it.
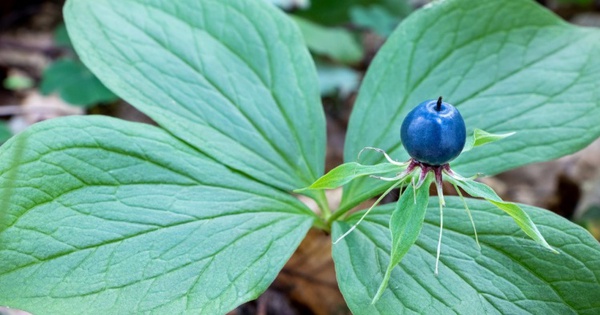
[436,96,443,111]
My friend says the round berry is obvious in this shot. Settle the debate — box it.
[400,97,466,165]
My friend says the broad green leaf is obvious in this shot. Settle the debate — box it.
[65,0,325,191]
[298,162,403,191]
[291,16,364,64]
[343,0,600,207]
[317,63,360,98]
[0,116,314,314]
[462,129,516,153]
[296,0,411,26]
[53,23,72,48]
[373,177,431,303]
[332,197,600,314]
[448,177,555,253]
[350,5,402,38]
[0,121,11,143]
[40,59,118,107]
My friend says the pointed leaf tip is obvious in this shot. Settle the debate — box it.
[449,177,555,254]
[463,129,516,153]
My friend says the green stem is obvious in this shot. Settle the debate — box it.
[326,201,355,225]
[312,216,330,233]
[314,190,332,220]
[312,191,332,233]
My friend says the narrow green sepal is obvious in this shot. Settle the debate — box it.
[372,175,433,304]
[447,176,557,254]
[295,162,405,192]
[462,129,516,153]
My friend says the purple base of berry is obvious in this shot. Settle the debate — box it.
[405,158,452,189]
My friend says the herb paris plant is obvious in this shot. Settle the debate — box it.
[1,0,600,314]
[306,97,555,304]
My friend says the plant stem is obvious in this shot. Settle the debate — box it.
[311,191,332,233]
[315,190,332,220]
[326,201,355,225]
[312,216,330,233]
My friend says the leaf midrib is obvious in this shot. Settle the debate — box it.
[2,212,308,279]
[101,0,317,185]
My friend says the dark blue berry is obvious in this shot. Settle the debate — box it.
[400,97,466,166]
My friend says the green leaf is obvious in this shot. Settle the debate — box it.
[0,116,314,314]
[316,63,360,98]
[448,177,555,253]
[296,0,411,26]
[53,23,72,48]
[342,0,600,207]
[40,59,118,107]
[291,15,364,64]
[462,129,516,153]
[332,197,600,314]
[350,5,401,38]
[65,0,325,191]
[372,177,431,303]
[298,162,404,191]
[0,121,11,143]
